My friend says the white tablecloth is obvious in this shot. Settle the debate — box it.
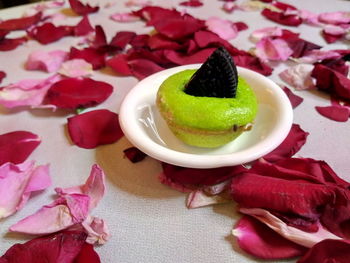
[0,0,349,262]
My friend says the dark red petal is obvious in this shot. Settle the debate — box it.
[28,23,73,45]
[91,25,107,48]
[263,124,309,162]
[282,86,304,108]
[234,22,248,31]
[46,78,113,109]
[164,48,216,65]
[67,109,123,149]
[0,37,27,51]
[262,9,303,26]
[133,6,183,25]
[69,0,99,15]
[123,147,147,163]
[73,243,101,263]
[284,38,321,58]
[162,163,247,186]
[234,216,306,260]
[322,29,345,43]
[272,1,298,11]
[128,58,165,80]
[297,239,350,263]
[0,231,87,262]
[148,34,182,50]
[69,47,106,70]
[233,54,273,76]
[311,64,350,100]
[179,0,203,7]
[0,71,6,84]
[0,131,41,166]
[74,16,94,36]
[110,31,136,50]
[129,34,150,48]
[0,12,42,31]
[315,105,350,122]
[0,29,9,39]
[106,54,132,76]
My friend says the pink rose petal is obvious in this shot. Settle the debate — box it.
[82,216,110,245]
[0,131,41,166]
[69,47,106,70]
[322,25,347,43]
[279,64,314,90]
[250,26,283,42]
[232,215,307,259]
[0,12,42,31]
[298,49,342,64]
[110,12,141,23]
[0,161,50,219]
[67,109,123,149]
[205,17,239,40]
[261,8,303,26]
[315,105,350,122]
[28,23,73,45]
[318,11,350,25]
[45,78,113,109]
[26,50,68,73]
[0,71,5,84]
[0,36,28,51]
[58,59,93,78]
[255,37,293,62]
[69,0,99,15]
[282,86,304,109]
[123,147,147,163]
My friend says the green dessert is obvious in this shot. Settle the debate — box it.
[156,47,258,148]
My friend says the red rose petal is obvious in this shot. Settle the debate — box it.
[0,71,5,84]
[164,48,216,65]
[129,34,150,48]
[106,54,132,76]
[73,243,101,263]
[123,147,147,163]
[148,34,182,50]
[0,36,28,51]
[322,28,345,43]
[69,47,106,70]
[272,1,298,11]
[128,58,165,80]
[0,12,42,31]
[233,54,273,76]
[0,30,9,39]
[179,0,203,7]
[67,109,123,149]
[282,86,304,108]
[133,6,183,26]
[0,131,41,166]
[263,124,309,162]
[110,31,136,50]
[262,9,303,26]
[233,216,307,260]
[311,64,350,100]
[285,38,321,58]
[74,16,94,36]
[315,105,350,122]
[234,21,248,31]
[45,78,113,109]
[297,239,350,263]
[0,231,87,262]
[28,23,73,45]
[91,25,107,49]
[69,0,99,15]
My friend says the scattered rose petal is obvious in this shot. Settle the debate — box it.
[284,37,321,58]
[0,231,89,262]
[263,124,308,162]
[128,58,165,79]
[250,26,282,42]
[222,2,239,13]
[45,78,113,109]
[0,131,41,166]
[322,24,348,43]
[0,74,61,109]
[164,48,216,65]
[28,23,73,45]
[261,8,303,26]
[298,50,342,64]
[82,216,110,245]
[298,9,322,26]
[315,105,350,122]
[0,161,50,219]
[318,11,350,25]
[69,0,99,15]
[255,37,293,62]
[180,0,203,7]
[0,71,6,84]
[232,215,307,259]
[110,12,141,23]
[282,86,304,108]
[74,16,94,36]
[110,31,136,50]
[74,242,101,263]
[233,54,273,76]
[125,0,152,7]
[91,25,107,49]
[205,17,239,40]
[279,64,314,90]
[297,239,350,263]
[26,50,68,73]
[58,59,93,78]
[0,12,42,31]
[123,147,147,163]
[0,36,28,51]
[106,54,132,76]
[69,47,106,70]
[67,109,123,149]
[186,190,230,208]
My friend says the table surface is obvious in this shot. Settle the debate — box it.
[0,0,349,262]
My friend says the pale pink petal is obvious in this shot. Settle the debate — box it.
[298,50,342,64]
[9,194,90,235]
[324,24,347,35]
[205,17,238,40]
[125,0,152,7]
[255,38,293,62]
[298,9,322,26]
[186,190,231,209]
[0,74,61,109]
[250,26,283,42]
[55,164,105,210]
[279,64,314,90]
[0,161,50,219]
[110,13,141,23]
[82,216,110,245]
[318,11,350,25]
[26,50,68,73]
[239,207,342,248]
[222,2,239,13]
[58,59,93,78]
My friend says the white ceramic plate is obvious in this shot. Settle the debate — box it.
[119,64,293,168]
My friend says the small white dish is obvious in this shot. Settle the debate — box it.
[119,64,293,168]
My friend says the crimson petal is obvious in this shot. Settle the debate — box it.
[74,16,94,36]
[123,147,147,163]
[233,54,273,76]
[45,78,113,109]
[233,215,307,260]
[315,105,350,122]
[0,231,87,262]
[0,131,41,166]
[106,54,132,76]
[69,0,99,15]
[110,31,136,50]
[0,37,27,51]
[262,9,303,26]
[0,71,5,84]
[263,124,309,162]
[282,86,304,108]
[73,243,101,263]
[164,48,216,65]
[297,239,350,263]
[28,23,73,45]
[91,25,107,48]
[0,12,42,31]
[179,0,203,7]
[69,47,106,70]
[67,109,123,149]
[128,58,165,80]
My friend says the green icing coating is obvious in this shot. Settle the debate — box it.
[157,69,258,131]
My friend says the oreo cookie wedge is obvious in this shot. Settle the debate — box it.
[185,46,238,98]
